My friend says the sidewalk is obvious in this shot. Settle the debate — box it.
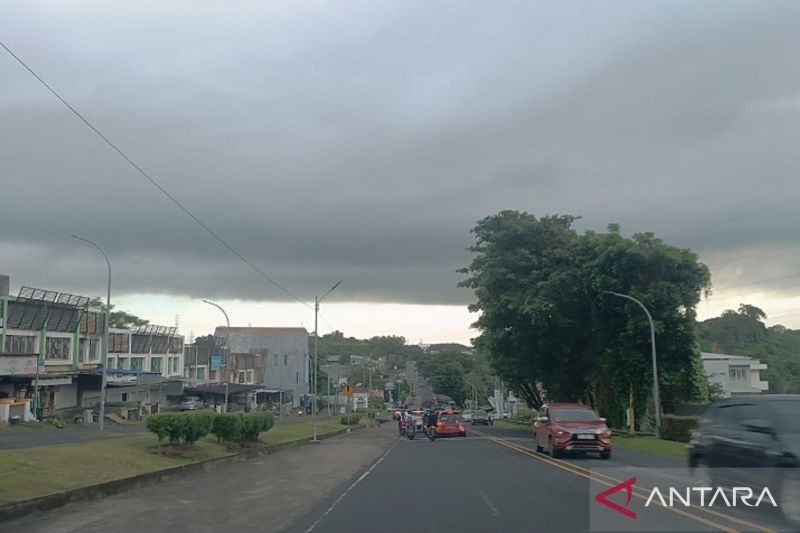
[5,422,397,533]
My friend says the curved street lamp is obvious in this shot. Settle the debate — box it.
[71,234,111,431]
[202,299,230,412]
[603,291,662,438]
[312,281,341,443]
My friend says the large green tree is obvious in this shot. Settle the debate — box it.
[460,211,711,428]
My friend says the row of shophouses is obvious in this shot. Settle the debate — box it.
[0,275,311,423]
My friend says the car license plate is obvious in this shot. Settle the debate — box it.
[577,434,594,440]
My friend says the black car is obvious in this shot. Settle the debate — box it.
[689,395,800,526]
[471,409,490,425]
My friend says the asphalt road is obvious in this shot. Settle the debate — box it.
[288,426,793,533]
[6,424,794,533]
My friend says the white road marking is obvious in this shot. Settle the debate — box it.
[479,490,500,517]
[305,438,400,533]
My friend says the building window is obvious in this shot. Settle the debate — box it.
[209,369,216,381]
[197,367,206,380]
[79,339,88,363]
[89,339,100,361]
[284,354,288,366]
[4,335,38,354]
[729,367,747,382]
[45,337,71,360]
[247,370,254,383]
[296,372,299,384]
[109,333,130,353]
[151,358,162,373]
[108,357,116,369]
[172,357,178,374]
[273,354,278,366]
[130,357,144,371]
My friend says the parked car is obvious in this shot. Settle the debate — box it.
[689,395,800,527]
[179,396,204,411]
[533,403,612,459]
[472,409,490,425]
[462,410,474,423]
[428,410,467,440]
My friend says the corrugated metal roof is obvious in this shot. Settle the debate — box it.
[216,327,308,334]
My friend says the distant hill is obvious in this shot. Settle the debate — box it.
[698,304,800,393]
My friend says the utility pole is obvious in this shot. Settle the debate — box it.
[71,235,111,431]
[312,281,341,443]
[603,291,662,438]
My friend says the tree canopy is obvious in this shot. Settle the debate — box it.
[88,297,150,329]
[460,211,712,428]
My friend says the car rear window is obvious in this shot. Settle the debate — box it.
[440,415,463,423]
[550,408,598,422]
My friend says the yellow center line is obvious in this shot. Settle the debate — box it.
[476,430,776,533]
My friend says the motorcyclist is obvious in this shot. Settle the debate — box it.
[405,410,415,433]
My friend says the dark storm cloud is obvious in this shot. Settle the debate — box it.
[2,1,800,304]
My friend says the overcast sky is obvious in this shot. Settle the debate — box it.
[2,1,800,343]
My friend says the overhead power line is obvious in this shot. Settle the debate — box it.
[0,40,312,310]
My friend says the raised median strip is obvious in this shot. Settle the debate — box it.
[0,418,375,523]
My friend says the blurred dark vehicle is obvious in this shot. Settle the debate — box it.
[471,410,490,425]
[689,395,800,526]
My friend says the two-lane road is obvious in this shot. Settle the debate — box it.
[289,426,788,533]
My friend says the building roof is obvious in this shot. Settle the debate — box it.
[216,327,308,335]
[701,352,757,362]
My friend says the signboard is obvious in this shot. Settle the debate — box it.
[211,355,222,370]
[344,384,354,397]
[0,355,41,376]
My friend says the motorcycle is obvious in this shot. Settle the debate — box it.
[405,419,416,440]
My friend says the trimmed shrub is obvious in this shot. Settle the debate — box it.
[340,413,362,425]
[212,411,274,442]
[662,415,700,442]
[212,413,242,443]
[238,411,273,441]
[146,413,170,444]
[184,410,214,444]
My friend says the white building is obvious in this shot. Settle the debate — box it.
[701,352,769,398]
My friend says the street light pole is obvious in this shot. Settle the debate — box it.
[71,235,111,431]
[312,281,341,443]
[202,299,230,413]
[603,291,662,438]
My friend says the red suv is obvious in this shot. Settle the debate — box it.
[533,403,612,459]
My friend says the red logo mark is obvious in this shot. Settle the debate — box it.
[595,476,637,520]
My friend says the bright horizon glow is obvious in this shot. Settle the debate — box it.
[112,294,478,345]
[110,289,800,348]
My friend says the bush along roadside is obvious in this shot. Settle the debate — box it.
[661,414,700,442]
[146,411,274,451]
[340,414,361,426]
[211,411,274,443]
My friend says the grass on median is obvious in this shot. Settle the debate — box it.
[259,416,367,446]
[612,435,688,459]
[0,434,233,504]
[0,416,372,504]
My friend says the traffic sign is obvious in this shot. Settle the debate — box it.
[344,384,354,397]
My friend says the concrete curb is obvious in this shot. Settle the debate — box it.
[0,425,363,523]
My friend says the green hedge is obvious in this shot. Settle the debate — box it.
[147,410,273,445]
[340,413,362,425]
[212,411,275,442]
[662,415,699,442]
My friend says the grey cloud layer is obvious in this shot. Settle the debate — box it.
[2,1,800,303]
